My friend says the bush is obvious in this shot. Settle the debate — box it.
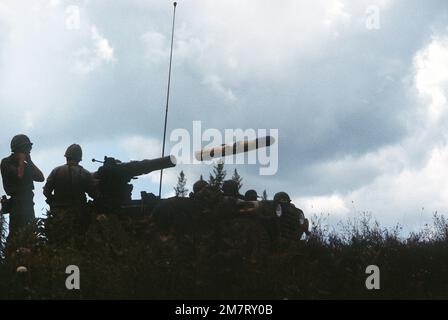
[1,208,448,299]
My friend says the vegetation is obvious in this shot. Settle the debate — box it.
[2,209,448,299]
[208,161,226,191]
[174,170,188,197]
[262,190,268,200]
[231,169,243,192]
[1,166,448,299]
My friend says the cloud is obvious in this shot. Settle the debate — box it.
[72,26,115,75]
[295,32,448,230]
[344,144,448,227]
[141,31,169,64]
[323,0,351,29]
[295,194,350,217]
[65,5,81,30]
[414,35,448,123]
[202,75,237,102]
[118,135,163,160]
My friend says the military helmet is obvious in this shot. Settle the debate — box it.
[193,180,209,193]
[10,134,33,153]
[244,189,258,201]
[222,180,239,196]
[274,191,291,203]
[65,144,83,161]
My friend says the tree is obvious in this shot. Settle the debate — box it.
[209,160,226,191]
[231,168,243,191]
[174,170,188,197]
[262,190,268,200]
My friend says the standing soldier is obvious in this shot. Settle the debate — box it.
[43,144,96,210]
[43,144,96,243]
[1,134,45,238]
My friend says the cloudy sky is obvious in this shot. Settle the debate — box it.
[1,0,448,232]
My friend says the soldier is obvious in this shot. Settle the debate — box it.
[43,144,96,210]
[189,179,209,199]
[273,192,310,244]
[244,189,258,201]
[1,134,45,238]
[43,144,96,242]
[222,180,243,200]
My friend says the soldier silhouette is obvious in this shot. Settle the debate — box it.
[43,144,96,242]
[273,192,310,244]
[244,189,258,201]
[1,134,44,239]
[43,144,96,210]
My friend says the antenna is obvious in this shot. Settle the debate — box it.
[159,2,178,198]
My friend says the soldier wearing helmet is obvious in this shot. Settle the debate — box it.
[273,191,310,245]
[222,180,242,199]
[1,134,45,238]
[192,179,209,195]
[191,179,222,205]
[43,144,96,210]
[244,189,258,201]
[273,191,291,204]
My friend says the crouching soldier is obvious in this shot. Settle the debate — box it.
[273,192,310,245]
[43,144,96,240]
[189,179,210,200]
[244,189,258,201]
[222,180,243,200]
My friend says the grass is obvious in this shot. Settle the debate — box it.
[1,207,448,299]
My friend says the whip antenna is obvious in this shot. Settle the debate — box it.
[159,1,177,198]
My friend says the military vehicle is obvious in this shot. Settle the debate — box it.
[89,138,308,257]
[91,155,177,214]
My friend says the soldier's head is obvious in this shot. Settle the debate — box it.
[65,144,83,163]
[274,192,291,205]
[193,180,209,194]
[222,180,239,197]
[244,189,258,201]
[10,134,33,154]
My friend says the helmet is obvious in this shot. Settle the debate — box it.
[10,134,33,153]
[274,191,291,203]
[193,180,209,193]
[244,189,258,201]
[222,180,239,196]
[64,144,83,161]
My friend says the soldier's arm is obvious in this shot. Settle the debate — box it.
[26,154,45,182]
[43,169,56,198]
[0,160,18,195]
[14,153,27,178]
[1,159,16,179]
[296,208,311,236]
[84,170,98,199]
